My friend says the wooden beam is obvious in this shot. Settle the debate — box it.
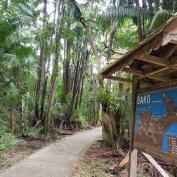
[142,152,172,177]
[170,40,177,45]
[138,67,169,80]
[147,75,169,82]
[146,67,169,76]
[163,45,177,60]
[123,68,145,76]
[138,79,177,93]
[137,55,169,66]
[137,65,175,82]
[171,57,177,67]
[124,67,170,82]
[104,75,133,83]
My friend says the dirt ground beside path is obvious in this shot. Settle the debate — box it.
[0,127,101,177]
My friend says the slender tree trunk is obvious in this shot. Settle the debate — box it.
[79,76,84,107]
[40,76,48,124]
[40,0,58,124]
[44,0,62,135]
[107,21,118,60]
[44,57,59,135]
[62,38,71,103]
[10,107,15,133]
[35,0,48,121]
[20,94,26,133]
[147,0,153,11]
[66,38,89,124]
[135,0,145,41]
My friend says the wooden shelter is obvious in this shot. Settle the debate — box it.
[100,16,177,177]
[101,16,177,90]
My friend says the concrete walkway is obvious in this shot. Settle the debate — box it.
[0,127,101,177]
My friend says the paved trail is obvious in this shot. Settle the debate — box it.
[0,127,101,177]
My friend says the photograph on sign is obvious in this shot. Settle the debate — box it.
[135,87,177,161]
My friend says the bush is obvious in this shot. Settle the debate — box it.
[74,109,88,127]
[0,119,7,136]
[23,127,39,138]
[0,119,17,151]
[0,133,17,151]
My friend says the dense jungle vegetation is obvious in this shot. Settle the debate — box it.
[0,0,176,151]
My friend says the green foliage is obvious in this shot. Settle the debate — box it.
[0,133,17,151]
[0,119,17,151]
[101,5,152,26]
[0,119,8,136]
[0,0,168,145]
[97,88,117,112]
[23,127,40,138]
[74,109,88,127]
[115,18,138,48]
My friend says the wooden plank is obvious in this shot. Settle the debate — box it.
[137,55,169,66]
[119,153,129,168]
[138,79,177,93]
[129,149,138,177]
[142,152,172,177]
[104,75,133,83]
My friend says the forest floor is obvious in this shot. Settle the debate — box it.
[0,127,101,177]
[72,139,128,177]
[73,139,177,177]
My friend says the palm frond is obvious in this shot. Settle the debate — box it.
[102,6,153,22]
[149,9,173,32]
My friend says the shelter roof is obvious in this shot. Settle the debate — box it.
[100,16,177,90]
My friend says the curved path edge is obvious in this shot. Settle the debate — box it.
[0,127,102,177]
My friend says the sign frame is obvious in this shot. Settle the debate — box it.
[134,85,177,164]
[128,78,177,177]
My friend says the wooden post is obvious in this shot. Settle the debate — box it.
[128,76,140,177]
[130,149,138,177]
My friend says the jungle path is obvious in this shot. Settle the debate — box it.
[0,127,102,177]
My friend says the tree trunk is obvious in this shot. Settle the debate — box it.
[65,38,89,124]
[35,0,48,121]
[40,0,58,125]
[20,94,26,133]
[44,57,59,135]
[107,21,118,60]
[62,38,71,103]
[10,107,15,133]
[44,0,62,135]
[135,0,145,41]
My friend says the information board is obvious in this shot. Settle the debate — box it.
[135,87,177,161]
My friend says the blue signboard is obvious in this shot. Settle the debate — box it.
[135,87,177,156]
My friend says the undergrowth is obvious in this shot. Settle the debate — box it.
[0,119,17,151]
